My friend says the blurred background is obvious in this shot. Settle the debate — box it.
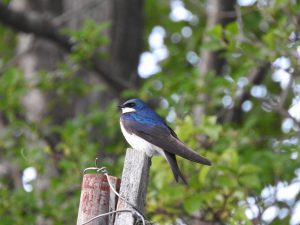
[0,0,300,224]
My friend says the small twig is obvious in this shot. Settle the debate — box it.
[277,74,293,109]
[0,51,29,74]
[235,4,245,43]
[265,74,300,134]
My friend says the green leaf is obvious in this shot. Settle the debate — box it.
[218,175,238,188]
[225,22,239,35]
[239,174,261,189]
[183,194,203,214]
[198,166,211,184]
[239,164,261,175]
[207,24,223,39]
[220,148,239,169]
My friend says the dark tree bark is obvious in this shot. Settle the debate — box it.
[110,0,143,86]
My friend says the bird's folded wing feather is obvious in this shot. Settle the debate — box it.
[122,118,211,165]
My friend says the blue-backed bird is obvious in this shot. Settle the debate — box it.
[119,98,211,185]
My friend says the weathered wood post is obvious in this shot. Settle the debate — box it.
[76,174,120,225]
[114,148,151,225]
[77,148,151,225]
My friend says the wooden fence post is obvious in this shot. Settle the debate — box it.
[114,148,151,225]
[76,174,120,225]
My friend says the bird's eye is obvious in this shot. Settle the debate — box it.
[126,102,136,108]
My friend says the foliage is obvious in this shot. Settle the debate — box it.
[0,0,300,225]
[141,0,300,224]
[65,19,110,63]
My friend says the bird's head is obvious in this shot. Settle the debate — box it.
[118,98,147,114]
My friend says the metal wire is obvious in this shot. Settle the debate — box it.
[81,158,146,225]
[81,209,136,225]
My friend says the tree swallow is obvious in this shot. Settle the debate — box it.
[119,98,211,185]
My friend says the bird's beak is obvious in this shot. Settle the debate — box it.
[118,104,123,110]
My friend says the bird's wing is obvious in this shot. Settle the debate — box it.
[122,118,211,165]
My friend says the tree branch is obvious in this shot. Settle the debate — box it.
[0,2,72,51]
[0,2,134,92]
[218,62,270,123]
[91,55,135,91]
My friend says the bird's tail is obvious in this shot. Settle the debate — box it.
[164,151,188,185]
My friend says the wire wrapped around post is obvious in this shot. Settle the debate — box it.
[76,165,120,225]
[77,149,151,225]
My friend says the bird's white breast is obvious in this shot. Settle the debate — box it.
[120,121,164,157]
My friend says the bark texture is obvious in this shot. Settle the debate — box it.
[200,0,236,75]
[194,0,236,126]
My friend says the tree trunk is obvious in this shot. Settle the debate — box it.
[200,0,236,76]
[193,0,236,126]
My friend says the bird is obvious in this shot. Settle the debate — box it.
[119,98,211,185]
